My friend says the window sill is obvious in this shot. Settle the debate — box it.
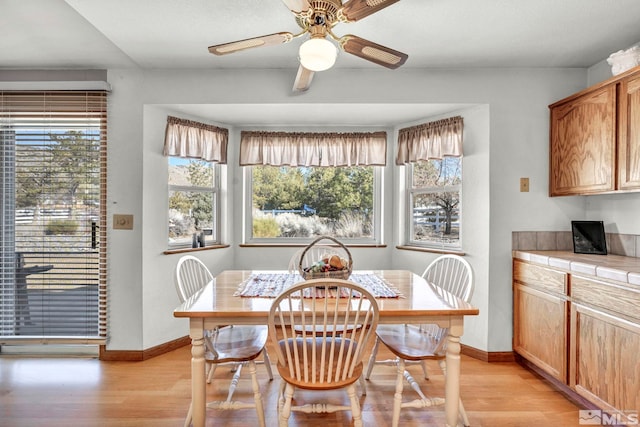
[396,245,465,256]
[163,244,230,255]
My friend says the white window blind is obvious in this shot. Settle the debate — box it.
[0,91,107,343]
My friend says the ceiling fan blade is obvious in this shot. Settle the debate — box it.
[340,0,401,22]
[293,65,315,92]
[208,32,294,56]
[281,0,311,15]
[340,34,408,69]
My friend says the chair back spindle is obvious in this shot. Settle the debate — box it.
[175,255,213,303]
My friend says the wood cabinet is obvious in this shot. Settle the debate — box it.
[570,303,640,422]
[513,283,567,381]
[513,260,568,382]
[549,65,640,196]
[618,71,640,189]
[549,85,616,196]
[513,258,640,424]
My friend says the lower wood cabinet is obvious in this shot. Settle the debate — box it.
[570,303,640,422]
[513,283,567,382]
[513,259,640,424]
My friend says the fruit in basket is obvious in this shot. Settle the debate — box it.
[303,254,349,275]
[329,255,343,269]
[308,260,326,273]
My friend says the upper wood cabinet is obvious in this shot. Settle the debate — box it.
[549,66,640,196]
[618,71,640,189]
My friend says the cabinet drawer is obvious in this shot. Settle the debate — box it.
[513,260,567,295]
[571,275,640,322]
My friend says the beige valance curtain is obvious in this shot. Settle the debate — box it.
[163,116,228,163]
[239,131,387,167]
[396,116,463,165]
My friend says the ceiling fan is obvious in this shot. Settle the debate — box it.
[208,0,408,92]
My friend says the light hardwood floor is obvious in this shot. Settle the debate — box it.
[0,344,585,427]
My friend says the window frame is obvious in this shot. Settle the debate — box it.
[167,158,221,249]
[242,165,383,245]
[405,159,463,251]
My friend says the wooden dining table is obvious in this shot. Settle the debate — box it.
[173,269,479,427]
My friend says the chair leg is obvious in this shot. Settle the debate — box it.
[277,380,286,418]
[184,401,192,427]
[206,362,217,384]
[262,350,273,380]
[404,367,430,402]
[223,362,243,403]
[420,360,430,380]
[365,337,380,379]
[346,383,364,427]
[459,399,471,427]
[279,383,295,427]
[359,374,367,396]
[392,358,406,427]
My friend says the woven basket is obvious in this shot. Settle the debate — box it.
[298,236,353,280]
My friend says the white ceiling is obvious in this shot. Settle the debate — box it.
[2,0,640,124]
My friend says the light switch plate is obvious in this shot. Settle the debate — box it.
[520,177,530,192]
[113,214,133,230]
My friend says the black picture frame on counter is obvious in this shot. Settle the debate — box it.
[571,220,607,255]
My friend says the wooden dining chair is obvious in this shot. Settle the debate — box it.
[268,278,379,427]
[364,254,474,427]
[174,255,273,427]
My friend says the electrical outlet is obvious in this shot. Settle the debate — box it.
[520,177,530,192]
[113,214,133,230]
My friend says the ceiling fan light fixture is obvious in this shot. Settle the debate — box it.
[298,38,337,71]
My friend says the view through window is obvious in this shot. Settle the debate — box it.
[168,158,219,248]
[408,157,462,249]
[249,165,377,241]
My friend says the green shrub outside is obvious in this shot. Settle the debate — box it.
[46,219,79,235]
[253,217,281,237]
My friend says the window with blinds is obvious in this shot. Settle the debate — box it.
[0,91,107,344]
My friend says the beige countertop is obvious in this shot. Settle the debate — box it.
[513,250,640,286]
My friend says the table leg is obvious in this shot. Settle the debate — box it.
[445,318,463,427]
[190,319,206,427]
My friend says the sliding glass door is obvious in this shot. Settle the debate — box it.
[0,91,107,343]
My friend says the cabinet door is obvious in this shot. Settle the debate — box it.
[618,72,640,189]
[513,283,567,382]
[570,304,640,423]
[549,85,617,196]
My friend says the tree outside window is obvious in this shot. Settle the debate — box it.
[168,158,219,248]
[408,157,462,249]
[250,165,376,241]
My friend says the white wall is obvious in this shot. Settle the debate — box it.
[107,66,589,352]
